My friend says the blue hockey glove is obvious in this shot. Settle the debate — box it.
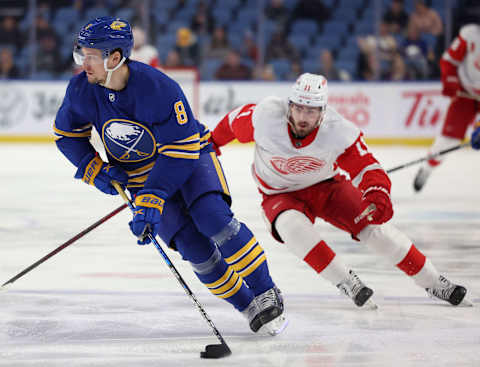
[128,190,166,245]
[75,154,129,195]
[471,123,480,150]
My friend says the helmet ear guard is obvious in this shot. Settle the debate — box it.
[289,73,328,109]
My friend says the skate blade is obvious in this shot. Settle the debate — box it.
[258,314,289,336]
[458,297,474,307]
[362,299,378,310]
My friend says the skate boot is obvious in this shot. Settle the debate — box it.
[426,275,472,306]
[337,270,377,309]
[242,286,288,336]
[413,165,433,192]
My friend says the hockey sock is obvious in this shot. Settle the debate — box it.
[276,210,349,285]
[174,222,255,311]
[215,219,274,296]
[358,224,439,287]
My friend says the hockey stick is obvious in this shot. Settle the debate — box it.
[112,182,231,359]
[1,203,127,288]
[386,141,470,174]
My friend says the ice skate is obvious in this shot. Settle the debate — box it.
[426,275,472,306]
[337,270,377,309]
[242,286,288,336]
[413,165,433,192]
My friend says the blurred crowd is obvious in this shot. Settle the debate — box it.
[0,0,478,81]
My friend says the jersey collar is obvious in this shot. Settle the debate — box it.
[287,124,319,149]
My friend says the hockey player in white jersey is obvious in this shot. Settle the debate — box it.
[414,23,480,191]
[211,73,471,308]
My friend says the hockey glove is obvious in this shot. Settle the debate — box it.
[361,186,393,225]
[75,154,129,195]
[128,190,166,245]
[209,136,222,156]
[471,122,480,150]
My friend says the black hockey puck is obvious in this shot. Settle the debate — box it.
[200,343,232,359]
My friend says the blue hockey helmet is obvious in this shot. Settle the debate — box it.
[75,16,133,59]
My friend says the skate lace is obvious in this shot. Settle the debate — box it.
[257,288,279,311]
[338,271,364,299]
[243,299,260,323]
[427,276,455,301]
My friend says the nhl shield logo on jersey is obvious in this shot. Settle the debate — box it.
[271,156,326,175]
[102,119,156,162]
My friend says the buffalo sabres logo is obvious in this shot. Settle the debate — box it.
[102,119,156,162]
[110,20,127,30]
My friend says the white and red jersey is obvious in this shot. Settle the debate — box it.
[130,45,160,68]
[211,96,390,195]
[442,24,480,96]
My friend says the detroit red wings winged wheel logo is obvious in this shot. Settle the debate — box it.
[270,156,326,174]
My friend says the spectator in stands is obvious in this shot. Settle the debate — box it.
[0,47,20,79]
[265,30,300,63]
[285,60,303,81]
[254,63,277,81]
[383,0,409,34]
[317,49,340,81]
[190,0,214,37]
[215,49,252,80]
[357,36,381,80]
[239,30,259,63]
[163,49,182,68]
[401,26,429,79]
[34,14,58,42]
[265,0,289,28]
[35,34,64,77]
[408,0,443,37]
[0,16,23,50]
[174,27,200,66]
[289,0,330,29]
[382,52,408,81]
[130,26,160,68]
[204,25,230,61]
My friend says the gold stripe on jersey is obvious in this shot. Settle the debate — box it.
[53,122,93,139]
[210,152,230,195]
[158,133,200,160]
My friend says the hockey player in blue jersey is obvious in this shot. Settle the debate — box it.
[53,16,287,335]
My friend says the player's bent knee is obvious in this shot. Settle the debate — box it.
[211,217,241,247]
[275,210,322,260]
[357,223,411,264]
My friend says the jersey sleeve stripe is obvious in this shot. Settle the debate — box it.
[351,163,384,188]
[53,124,92,138]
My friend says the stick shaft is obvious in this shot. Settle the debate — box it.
[112,182,229,346]
[2,203,127,287]
[386,141,470,174]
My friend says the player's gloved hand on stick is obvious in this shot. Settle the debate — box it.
[75,153,129,195]
[129,190,166,245]
[361,186,393,224]
[471,123,480,150]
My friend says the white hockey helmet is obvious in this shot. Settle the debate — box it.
[289,73,328,109]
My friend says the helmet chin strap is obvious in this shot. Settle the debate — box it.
[100,56,126,88]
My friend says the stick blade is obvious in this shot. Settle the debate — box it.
[200,343,231,359]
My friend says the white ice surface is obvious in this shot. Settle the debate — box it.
[1,143,479,367]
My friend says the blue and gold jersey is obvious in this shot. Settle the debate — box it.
[54,61,211,196]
